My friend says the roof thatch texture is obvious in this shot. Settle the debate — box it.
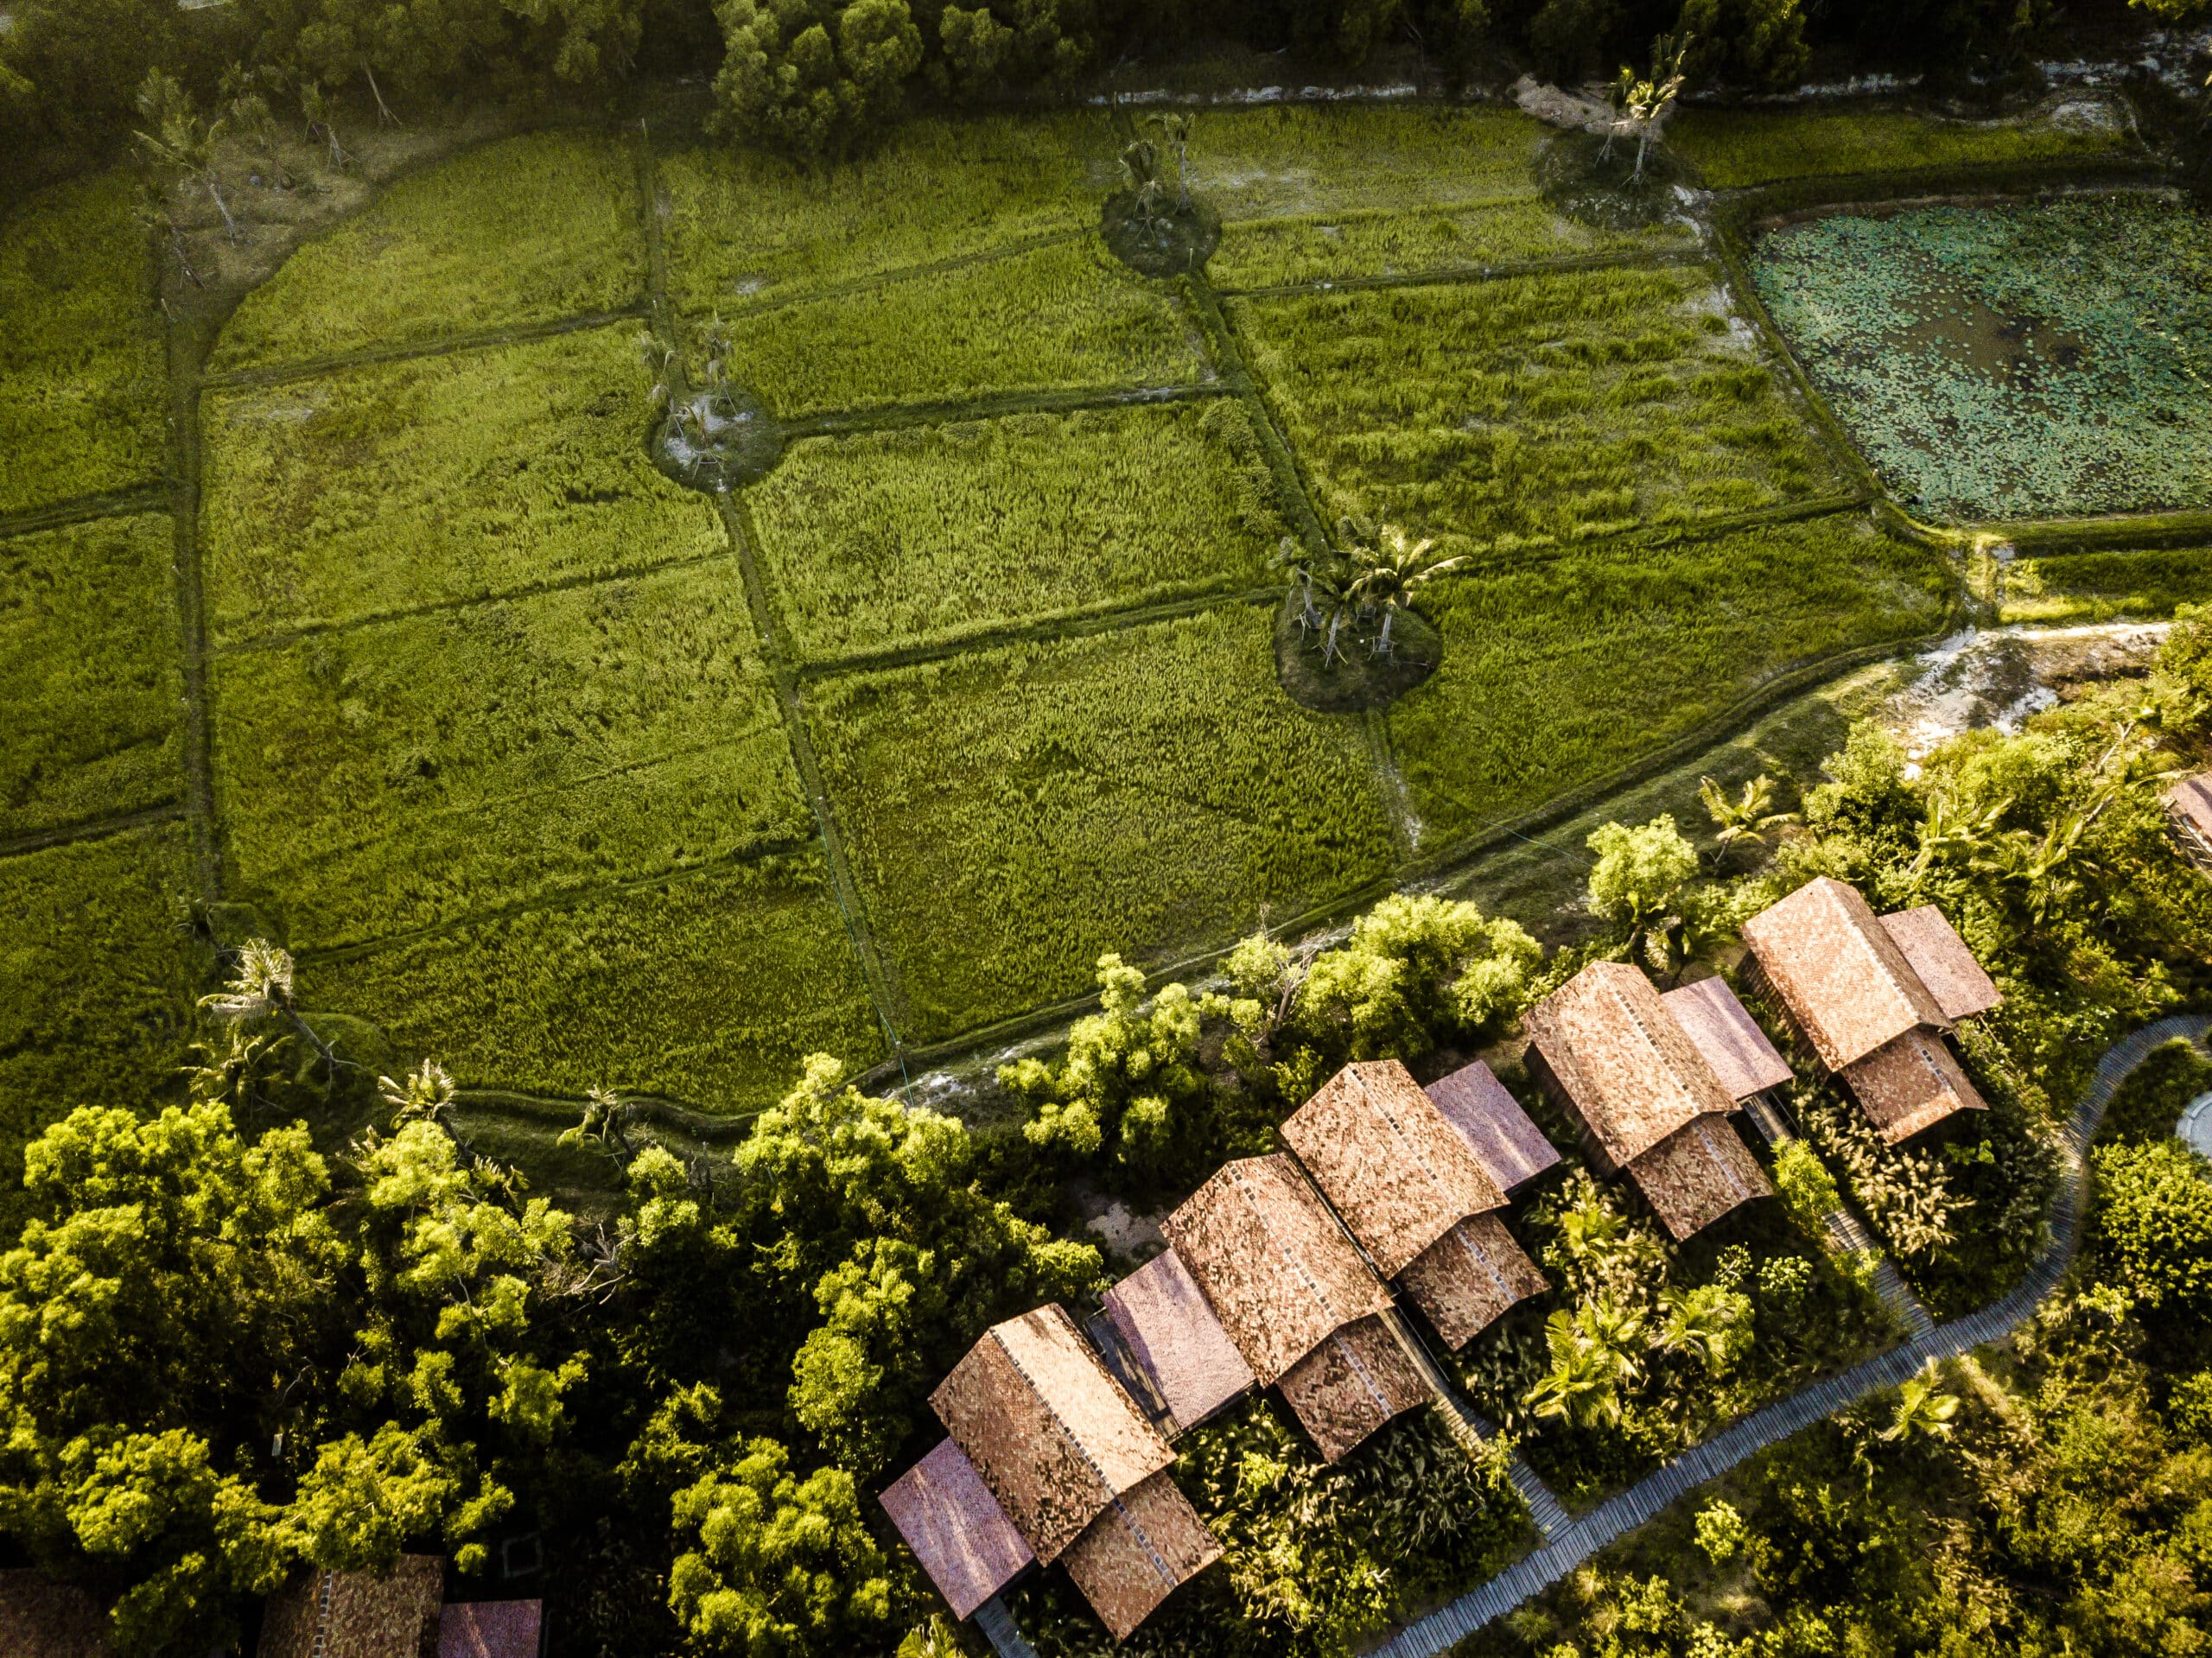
[1841,1027,1988,1143]
[1161,1154,1391,1386]
[1525,961,1736,1167]
[1275,1313,1432,1463]
[1625,1117,1772,1242]
[1662,976,1795,1102]
[1396,1214,1548,1350]
[1058,1471,1223,1642]
[879,1439,1036,1620]
[259,1557,443,1658]
[1423,1060,1562,1193]
[1878,905,2002,1023]
[0,1571,109,1658]
[1103,1248,1255,1435]
[1741,877,1949,1070]
[436,1601,542,1658]
[1281,1060,1507,1277]
[2167,773,2212,842]
[930,1305,1173,1565]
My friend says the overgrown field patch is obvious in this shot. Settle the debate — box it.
[212,562,804,951]
[2,514,182,840]
[202,326,722,642]
[721,238,1206,417]
[1385,514,1951,842]
[1672,98,2130,190]
[1999,547,2212,624]
[213,130,646,372]
[0,172,166,516]
[298,850,880,1112]
[747,399,1284,659]
[1754,198,2212,523]
[1195,105,1547,222]
[1231,263,1841,562]
[661,112,1114,309]
[808,605,1397,1042]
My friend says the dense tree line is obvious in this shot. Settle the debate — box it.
[1,0,2197,166]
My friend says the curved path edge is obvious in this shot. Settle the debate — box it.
[973,1013,2210,1658]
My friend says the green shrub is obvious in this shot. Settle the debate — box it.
[212,130,647,372]
[1230,264,1843,563]
[1999,549,2212,625]
[660,113,1109,309]
[0,171,165,515]
[1771,1137,1845,1231]
[2100,1038,2212,1147]
[2092,1138,2212,1316]
[1671,103,2128,189]
[201,325,722,643]
[212,561,807,950]
[721,237,1205,417]
[807,605,1397,1043]
[298,851,881,1113]
[1,514,181,840]
[747,400,1285,659]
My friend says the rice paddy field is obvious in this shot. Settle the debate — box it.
[0,91,2197,1140]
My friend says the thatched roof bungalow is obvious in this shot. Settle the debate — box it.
[1100,1247,1255,1436]
[1423,1059,1563,1194]
[258,1558,443,1658]
[879,1439,1036,1621]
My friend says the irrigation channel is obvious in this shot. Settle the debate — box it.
[972,1013,2212,1658]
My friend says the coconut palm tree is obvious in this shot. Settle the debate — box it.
[1910,790,2012,879]
[1145,111,1196,210]
[1605,33,1692,184]
[1341,522,1464,657]
[1656,1285,1751,1377]
[134,70,238,244]
[1525,1305,1637,1428]
[1700,772,1797,867]
[1880,1362,1961,1443]
[1120,139,1168,228]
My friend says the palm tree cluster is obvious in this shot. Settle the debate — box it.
[1274,518,1464,668]
[1603,31,1692,184]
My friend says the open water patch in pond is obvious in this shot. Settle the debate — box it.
[653,384,783,493]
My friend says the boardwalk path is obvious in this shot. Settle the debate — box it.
[978,1015,2209,1658]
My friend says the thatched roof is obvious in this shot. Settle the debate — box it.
[437,1602,542,1658]
[1741,877,1949,1070]
[1281,1060,1507,1278]
[2166,772,2212,843]
[259,1558,443,1658]
[1396,1214,1548,1350]
[1879,905,2002,1023]
[0,1571,109,1658]
[1624,1117,1772,1242]
[1525,961,1737,1166]
[1102,1248,1255,1436]
[1161,1154,1392,1386]
[880,1439,1036,1620]
[1424,1060,1562,1193]
[1275,1313,1431,1463]
[1840,1027,1988,1143]
[930,1305,1174,1565]
[1662,976,1794,1102]
[1058,1471,1223,1642]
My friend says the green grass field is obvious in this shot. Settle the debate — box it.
[0,172,166,516]
[1234,263,1842,562]
[1999,548,2212,623]
[211,561,805,951]
[807,605,1398,1042]
[213,130,646,372]
[201,326,722,643]
[1671,100,2131,189]
[2,515,182,840]
[660,112,1114,310]
[720,237,1206,417]
[1196,105,1548,222]
[747,399,1285,658]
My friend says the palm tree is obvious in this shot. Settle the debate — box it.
[1880,1363,1961,1443]
[1656,1285,1749,1377]
[1605,33,1692,184]
[1120,139,1168,229]
[1340,523,1464,658]
[1524,1307,1636,1428]
[1699,773,1797,867]
[1145,111,1196,210]
[135,70,238,244]
[1910,791,2012,879]
[380,1059,459,1128]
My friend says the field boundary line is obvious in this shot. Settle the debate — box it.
[0,484,170,543]
[780,378,1231,441]
[203,303,651,391]
[1881,501,2212,556]
[0,802,188,863]
[1215,189,1547,232]
[682,226,1092,323]
[1217,242,1705,302]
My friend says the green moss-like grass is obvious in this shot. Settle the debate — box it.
[0,172,166,516]
[1231,263,1841,564]
[1671,100,2130,189]
[211,561,806,951]
[1386,514,1951,844]
[1999,548,2212,624]
[201,326,723,643]
[2,514,182,840]
[213,130,646,372]
[724,238,1206,419]
[661,112,1113,311]
[299,849,880,1114]
[747,400,1286,660]
[809,604,1397,1044]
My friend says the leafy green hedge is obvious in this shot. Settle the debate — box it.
[1671,102,2130,190]
[1230,263,1843,564]
[211,561,806,951]
[212,130,646,372]
[808,604,1397,1044]
[0,171,165,516]
[201,326,724,643]
[298,849,880,1113]
[749,400,1285,660]
[1,514,182,840]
